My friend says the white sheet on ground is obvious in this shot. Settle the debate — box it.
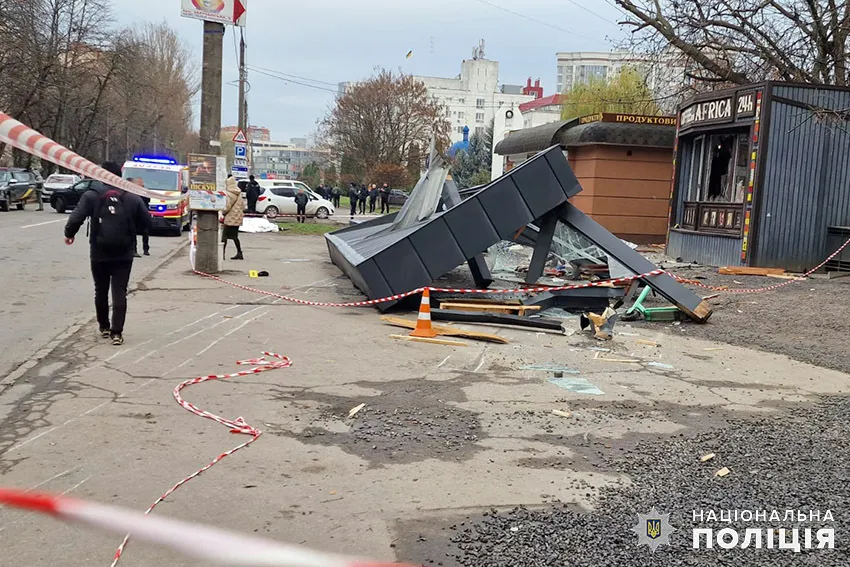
[240,217,280,233]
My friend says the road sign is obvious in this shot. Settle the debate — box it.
[232,129,248,144]
[234,143,247,158]
[231,165,248,174]
[181,0,247,27]
[233,157,248,167]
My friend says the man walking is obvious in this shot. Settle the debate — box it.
[332,186,341,208]
[64,162,151,346]
[246,175,261,214]
[294,187,309,223]
[379,183,391,214]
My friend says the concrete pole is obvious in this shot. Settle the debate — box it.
[195,21,224,274]
[238,32,247,133]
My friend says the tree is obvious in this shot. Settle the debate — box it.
[367,163,412,190]
[450,120,494,189]
[321,69,450,176]
[615,0,850,87]
[561,67,660,120]
[0,5,196,168]
[298,162,321,189]
[323,163,338,187]
[407,143,422,180]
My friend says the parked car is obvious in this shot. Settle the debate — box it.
[51,178,100,213]
[255,185,335,219]
[42,173,81,202]
[388,189,409,206]
[0,168,42,211]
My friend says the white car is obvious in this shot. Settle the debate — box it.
[255,182,335,219]
[42,173,81,201]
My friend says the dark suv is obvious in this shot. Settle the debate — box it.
[0,168,42,211]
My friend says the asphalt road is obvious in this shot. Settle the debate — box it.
[0,207,186,382]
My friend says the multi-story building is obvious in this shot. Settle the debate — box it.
[555,50,687,113]
[250,140,331,180]
[221,125,271,142]
[412,44,536,144]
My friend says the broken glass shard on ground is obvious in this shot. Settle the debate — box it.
[547,377,604,395]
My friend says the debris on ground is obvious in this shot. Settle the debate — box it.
[700,453,715,462]
[646,361,674,370]
[580,307,618,340]
[438,301,541,316]
[715,466,731,477]
[389,334,468,347]
[635,339,660,347]
[718,266,785,276]
[547,377,604,395]
[348,403,366,419]
[380,316,509,344]
[551,409,572,418]
[431,309,565,333]
[520,363,580,373]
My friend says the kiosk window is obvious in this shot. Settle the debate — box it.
[680,131,750,234]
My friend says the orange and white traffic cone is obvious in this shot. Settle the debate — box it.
[410,288,438,338]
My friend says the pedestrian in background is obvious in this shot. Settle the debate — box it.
[246,175,261,214]
[333,186,341,208]
[379,183,391,214]
[64,161,151,346]
[129,178,151,256]
[294,187,309,223]
[348,182,359,219]
[222,176,245,260]
[368,183,378,213]
[358,184,368,215]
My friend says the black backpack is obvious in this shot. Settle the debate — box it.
[94,189,134,252]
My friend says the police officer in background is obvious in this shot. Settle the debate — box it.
[246,175,261,214]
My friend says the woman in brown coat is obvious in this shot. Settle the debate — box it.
[222,176,245,260]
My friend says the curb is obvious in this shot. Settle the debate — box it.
[0,239,189,391]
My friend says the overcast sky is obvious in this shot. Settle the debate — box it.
[115,0,628,144]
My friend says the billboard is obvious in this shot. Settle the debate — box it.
[181,0,247,27]
[187,154,227,211]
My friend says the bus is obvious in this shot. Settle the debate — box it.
[122,156,190,236]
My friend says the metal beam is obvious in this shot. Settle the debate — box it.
[525,209,561,283]
[559,204,712,323]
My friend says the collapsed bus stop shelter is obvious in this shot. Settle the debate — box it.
[324,146,712,323]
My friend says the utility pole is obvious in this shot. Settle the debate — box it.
[195,20,224,274]
[238,30,247,134]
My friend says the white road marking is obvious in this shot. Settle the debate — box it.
[437,355,451,368]
[20,218,65,229]
[195,310,268,357]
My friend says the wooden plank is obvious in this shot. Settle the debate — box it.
[719,266,786,276]
[389,334,468,347]
[439,302,542,316]
[380,316,509,344]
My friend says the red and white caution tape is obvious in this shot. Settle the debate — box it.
[0,488,414,567]
[672,235,850,294]
[0,112,172,201]
[110,353,292,566]
[192,269,668,307]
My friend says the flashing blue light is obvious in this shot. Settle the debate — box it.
[133,155,177,165]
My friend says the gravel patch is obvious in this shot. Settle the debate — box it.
[634,266,850,375]
[449,396,850,566]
